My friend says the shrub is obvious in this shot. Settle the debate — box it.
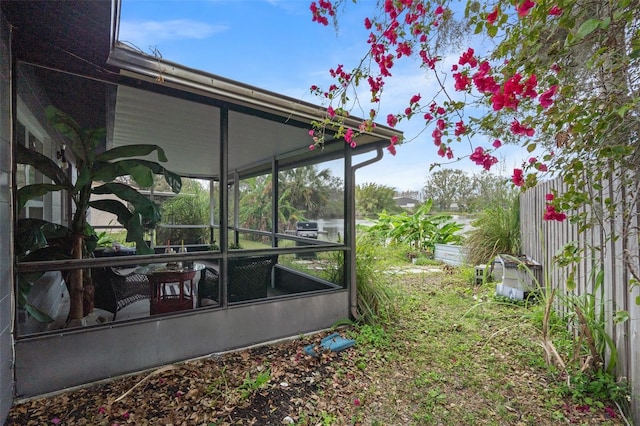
[464,190,520,266]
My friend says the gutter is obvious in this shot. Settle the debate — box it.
[348,146,385,319]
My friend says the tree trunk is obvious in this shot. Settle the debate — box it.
[67,233,85,320]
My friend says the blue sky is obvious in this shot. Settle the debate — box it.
[119,0,519,192]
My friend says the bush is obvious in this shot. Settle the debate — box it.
[464,190,520,266]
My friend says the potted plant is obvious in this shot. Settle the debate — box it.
[16,106,181,322]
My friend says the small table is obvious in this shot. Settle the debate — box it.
[135,263,205,315]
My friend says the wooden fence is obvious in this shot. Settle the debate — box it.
[520,175,640,423]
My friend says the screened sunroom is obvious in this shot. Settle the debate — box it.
[1,0,400,399]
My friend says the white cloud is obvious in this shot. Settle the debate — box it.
[119,19,227,47]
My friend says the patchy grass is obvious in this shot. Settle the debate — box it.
[6,266,626,425]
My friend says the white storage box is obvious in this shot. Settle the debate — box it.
[497,254,541,292]
[495,283,528,301]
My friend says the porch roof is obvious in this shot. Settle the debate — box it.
[105,43,400,179]
[3,0,401,180]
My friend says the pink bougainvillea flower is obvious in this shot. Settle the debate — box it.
[454,120,466,136]
[410,94,421,104]
[453,72,471,91]
[543,205,567,221]
[539,85,558,108]
[492,139,502,148]
[98,406,106,414]
[432,128,443,146]
[545,193,554,201]
[122,411,130,419]
[512,168,525,186]
[387,143,397,155]
[436,118,446,130]
[327,105,336,118]
[604,406,617,418]
[364,17,372,29]
[469,146,498,170]
[551,63,561,74]
[387,114,398,127]
[350,141,357,148]
[537,163,548,172]
[434,5,444,15]
[446,147,454,159]
[510,119,535,136]
[404,107,412,115]
[390,135,399,145]
[344,128,354,143]
[548,5,562,16]
[523,74,538,98]
[423,112,433,121]
[309,144,315,151]
[458,47,478,68]
[487,7,499,24]
[517,0,536,17]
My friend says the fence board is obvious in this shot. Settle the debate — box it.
[520,174,639,424]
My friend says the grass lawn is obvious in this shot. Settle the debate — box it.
[5,265,628,425]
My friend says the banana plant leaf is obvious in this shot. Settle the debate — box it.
[16,219,73,261]
[92,159,181,193]
[16,143,71,187]
[17,183,67,211]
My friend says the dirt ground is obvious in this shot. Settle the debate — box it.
[5,268,628,425]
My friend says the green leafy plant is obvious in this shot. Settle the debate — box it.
[16,106,181,320]
[365,200,463,255]
[238,368,271,399]
[323,235,396,325]
[464,190,520,266]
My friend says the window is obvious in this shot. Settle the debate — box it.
[16,120,45,219]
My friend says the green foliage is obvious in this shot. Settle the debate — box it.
[364,200,463,254]
[157,179,210,245]
[16,106,181,319]
[238,175,306,238]
[17,106,181,255]
[278,165,343,219]
[323,236,396,325]
[464,190,520,266]
[557,369,630,408]
[422,168,471,211]
[238,368,271,399]
[356,182,402,218]
[355,324,390,349]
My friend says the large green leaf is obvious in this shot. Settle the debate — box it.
[25,304,54,323]
[17,184,66,211]
[89,198,134,228]
[91,159,181,192]
[88,198,152,254]
[15,219,74,263]
[96,144,169,163]
[85,127,107,161]
[45,106,88,164]
[92,182,161,223]
[16,143,70,187]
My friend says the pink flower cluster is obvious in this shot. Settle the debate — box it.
[469,147,498,170]
[309,0,563,181]
[543,193,567,221]
[310,0,334,26]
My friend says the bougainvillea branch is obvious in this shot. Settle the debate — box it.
[308,0,639,226]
